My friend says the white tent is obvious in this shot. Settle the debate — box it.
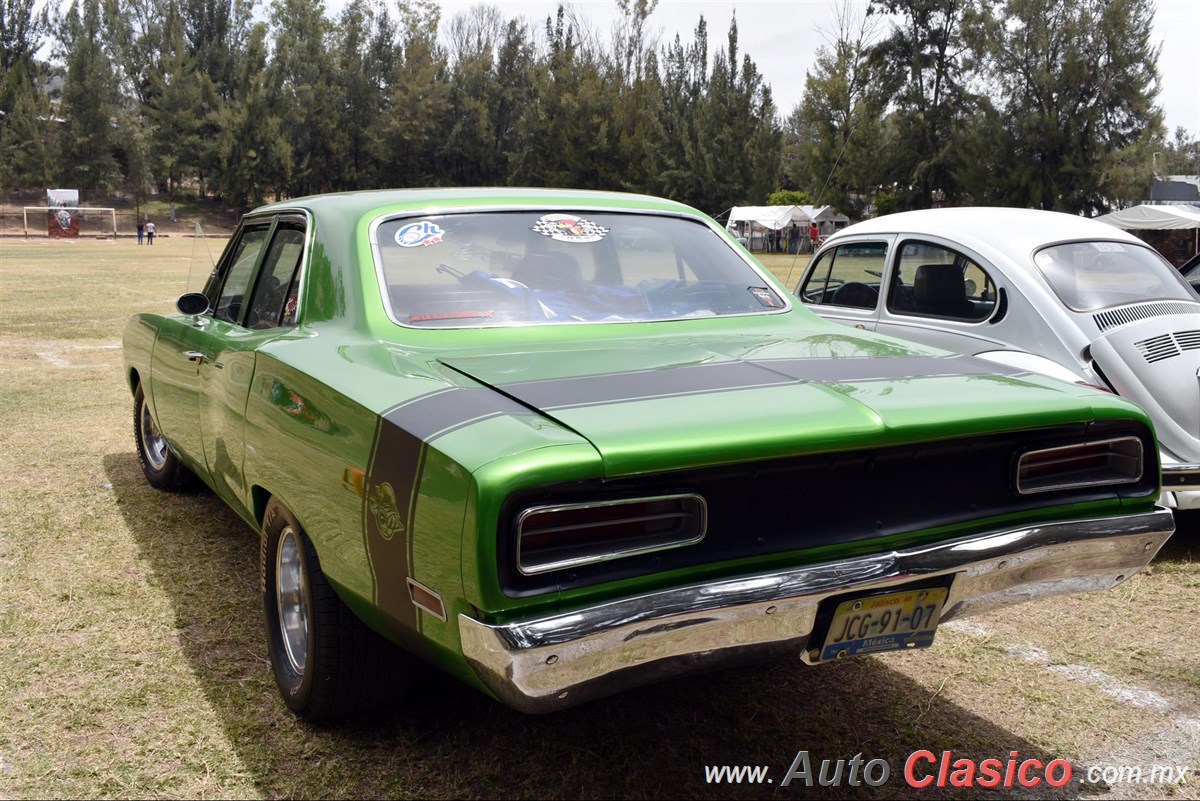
[726,205,804,230]
[1094,204,1200,230]
[720,203,854,227]
[725,205,852,229]
[796,205,850,227]
[727,204,851,252]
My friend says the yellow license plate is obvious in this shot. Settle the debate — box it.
[817,587,948,662]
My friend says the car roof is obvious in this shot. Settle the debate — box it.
[250,187,702,221]
[829,207,1145,257]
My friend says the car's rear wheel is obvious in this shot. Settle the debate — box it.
[133,383,196,491]
[261,498,416,721]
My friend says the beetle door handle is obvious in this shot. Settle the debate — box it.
[184,351,206,364]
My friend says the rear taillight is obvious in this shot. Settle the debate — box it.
[1015,436,1143,494]
[516,494,707,575]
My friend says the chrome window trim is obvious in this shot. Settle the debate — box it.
[515,493,708,576]
[885,237,999,325]
[208,208,314,329]
[366,205,791,330]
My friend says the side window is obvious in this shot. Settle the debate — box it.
[797,242,887,309]
[888,241,997,321]
[212,225,271,324]
[245,224,306,329]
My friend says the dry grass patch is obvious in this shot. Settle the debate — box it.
[755,252,812,291]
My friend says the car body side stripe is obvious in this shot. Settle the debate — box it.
[364,418,424,630]
[484,359,795,410]
[376,356,1024,441]
[490,355,1021,411]
[381,386,533,441]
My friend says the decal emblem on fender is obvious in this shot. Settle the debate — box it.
[368,481,406,541]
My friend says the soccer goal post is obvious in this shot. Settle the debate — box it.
[24,206,119,239]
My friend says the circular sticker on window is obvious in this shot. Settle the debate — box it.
[395,220,445,247]
[531,213,610,244]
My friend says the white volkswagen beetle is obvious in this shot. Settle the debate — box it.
[794,207,1200,510]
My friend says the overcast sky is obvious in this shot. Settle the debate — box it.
[443,0,1199,138]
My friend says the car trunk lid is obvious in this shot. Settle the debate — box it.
[439,332,1117,477]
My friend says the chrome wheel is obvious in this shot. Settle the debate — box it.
[138,398,168,471]
[275,525,310,674]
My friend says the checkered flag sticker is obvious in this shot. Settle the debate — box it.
[531,213,610,244]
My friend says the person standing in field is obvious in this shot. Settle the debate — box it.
[137,221,144,245]
[145,220,156,245]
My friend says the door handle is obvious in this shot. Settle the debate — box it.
[184,351,206,364]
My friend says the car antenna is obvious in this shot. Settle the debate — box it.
[784,128,853,290]
[187,222,217,293]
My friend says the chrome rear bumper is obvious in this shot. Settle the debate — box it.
[1161,464,1200,510]
[1162,463,1200,489]
[460,509,1174,713]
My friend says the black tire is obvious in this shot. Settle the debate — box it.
[261,498,416,721]
[133,383,196,491]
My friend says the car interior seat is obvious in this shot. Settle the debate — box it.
[914,263,977,319]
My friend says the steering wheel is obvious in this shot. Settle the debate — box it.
[830,281,879,309]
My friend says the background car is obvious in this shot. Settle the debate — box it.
[124,190,1172,720]
[794,207,1200,510]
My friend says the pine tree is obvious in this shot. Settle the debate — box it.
[55,0,122,190]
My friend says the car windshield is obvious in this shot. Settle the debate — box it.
[372,211,787,327]
[1032,241,1199,311]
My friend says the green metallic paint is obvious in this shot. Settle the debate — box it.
[243,350,378,601]
[123,188,1166,706]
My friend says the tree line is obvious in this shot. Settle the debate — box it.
[1,0,1196,219]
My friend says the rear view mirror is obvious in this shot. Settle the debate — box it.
[177,292,210,317]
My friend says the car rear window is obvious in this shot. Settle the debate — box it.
[1032,241,1198,311]
[371,211,787,327]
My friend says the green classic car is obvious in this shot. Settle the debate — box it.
[123,188,1174,719]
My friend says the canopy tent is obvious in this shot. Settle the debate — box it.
[726,204,851,253]
[726,205,851,230]
[1094,204,1200,230]
[726,205,803,230]
[796,205,850,227]
[1094,203,1200,257]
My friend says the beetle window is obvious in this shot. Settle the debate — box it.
[888,241,996,321]
[372,211,787,327]
[212,225,270,324]
[798,242,887,309]
[1033,242,1198,311]
[245,224,306,329]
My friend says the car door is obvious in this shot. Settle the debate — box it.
[196,215,308,514]
[794,238,892,331]
[149,220,274,480]
[873,238,1010,354]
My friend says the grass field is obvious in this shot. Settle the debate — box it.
[0,238,1197,800]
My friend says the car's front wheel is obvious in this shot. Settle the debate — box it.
[261,498,416,721]
[133,383,196,491]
